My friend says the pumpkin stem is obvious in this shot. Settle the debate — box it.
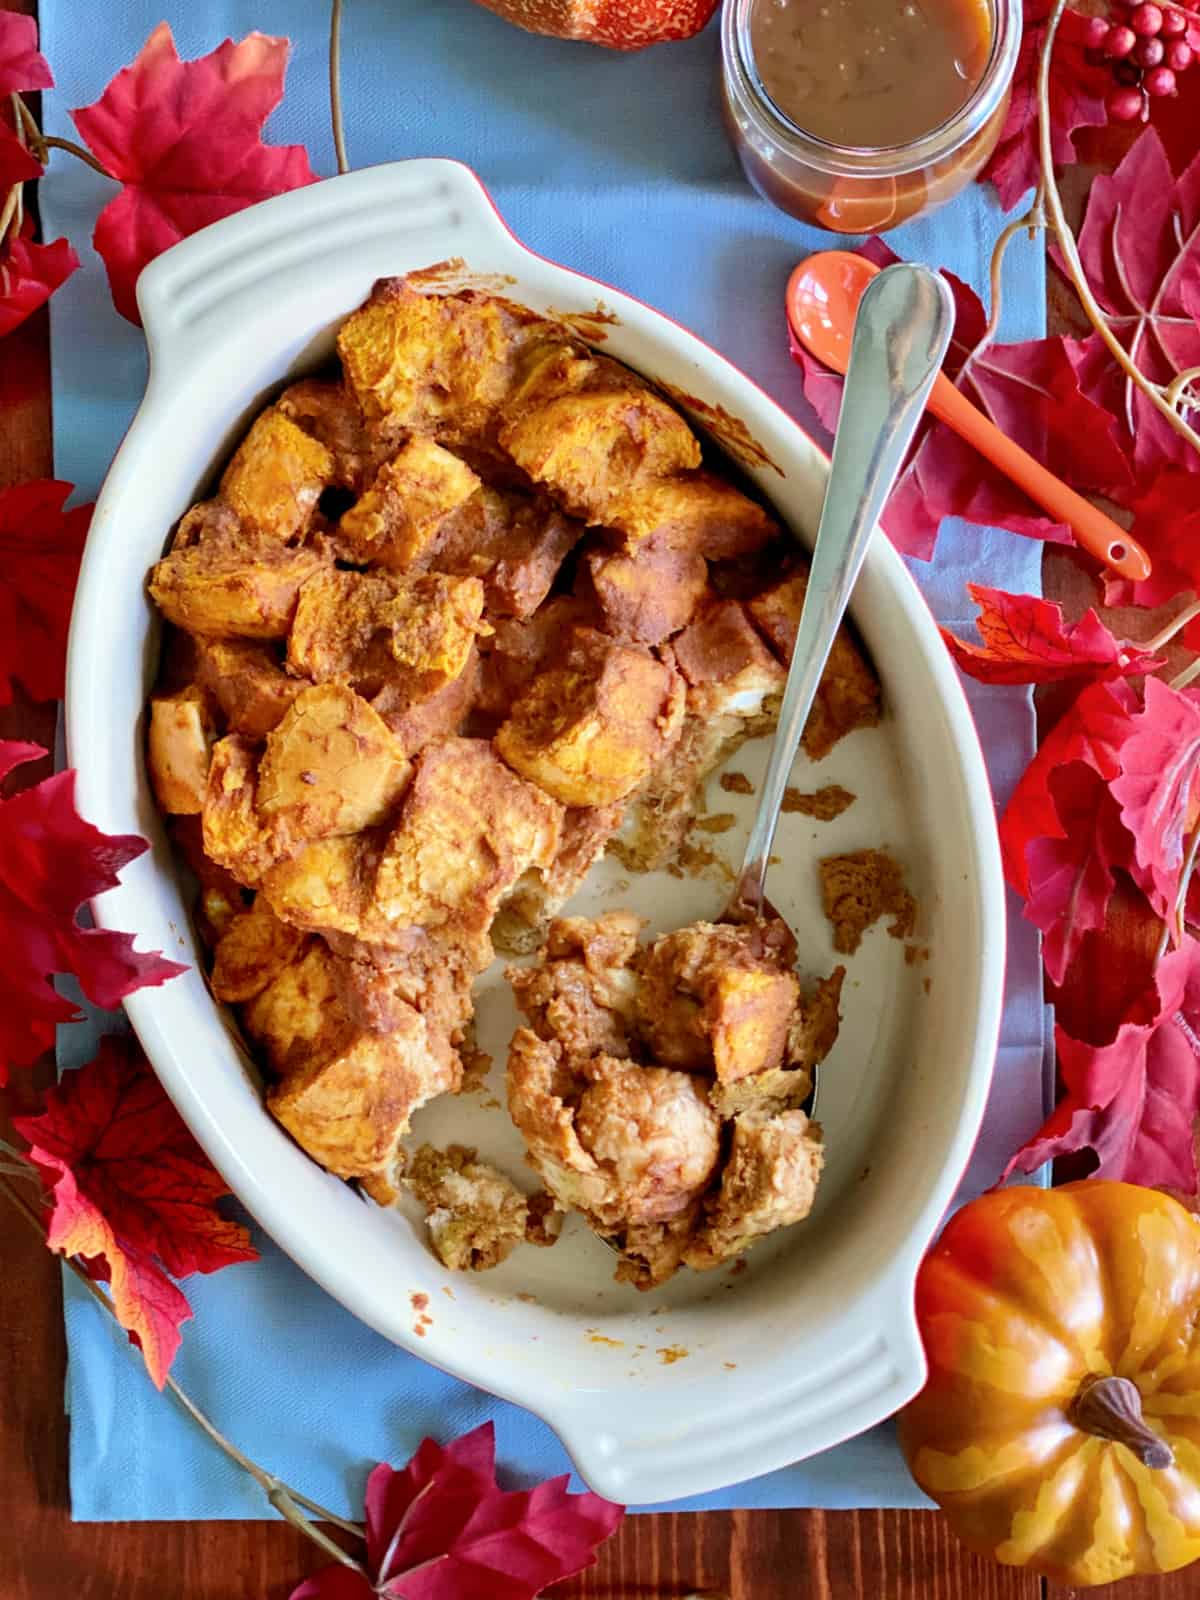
[1068,1375,1174,1470]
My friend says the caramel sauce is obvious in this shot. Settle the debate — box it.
[750,0,992,148]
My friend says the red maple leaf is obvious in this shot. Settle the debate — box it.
[1024,763,1133,985]
[290,1422,624,1600]
[999,678,1139,897]
[1062,130,1200,477]
[0,11,53,96]
[1006,938,1200,1191]
[0,741,185,1077]
[789,239,1130,561]
[1103,469,1200,634]
[0,123,42,190]
[1111,676,1200,934]
[940,582,1161,685]
[13,1035,257,1386]
[0,480,92,703]
[71,23,318,326]
[0,219,80,340]
[982,0,1110,212]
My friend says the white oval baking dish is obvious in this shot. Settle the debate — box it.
[66,159,1004,1506]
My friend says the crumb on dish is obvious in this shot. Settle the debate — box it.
[819,848,917,955]
[781,784,856,821]
[405,1143,559,1271]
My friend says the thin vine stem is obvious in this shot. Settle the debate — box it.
[1145,598,1200,654]
[977,197,1045,351]
[1157,826,1200,961]
[0,1167,367,1565]
[1036,0,1200,461]
[40,134,110,177]
[329,0,350,176]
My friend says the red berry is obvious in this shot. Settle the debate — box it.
[1166,36,1193,64]
[1137,34,1165,61]
[1161,6,1187,33]
[1145,62,1178,90]
[1106,23,1138,53]
[1107,84,1147,118]
[1084,14,1111,46]
[1131,2,1164,33]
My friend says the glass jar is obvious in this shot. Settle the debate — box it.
[721,0,1020,233]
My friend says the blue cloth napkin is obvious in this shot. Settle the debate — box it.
[40,0,1050,1518]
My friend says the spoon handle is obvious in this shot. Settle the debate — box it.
[738,264,955,910]
[927,377,1151,583]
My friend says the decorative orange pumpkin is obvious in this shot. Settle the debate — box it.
[471,0,721,50]
[899,1181,1200,1587]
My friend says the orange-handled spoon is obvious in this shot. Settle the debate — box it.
[786,251,1151,584]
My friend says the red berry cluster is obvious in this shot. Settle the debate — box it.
[1085,3,1200,121]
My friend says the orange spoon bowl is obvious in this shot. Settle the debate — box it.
[786,250,1151,585]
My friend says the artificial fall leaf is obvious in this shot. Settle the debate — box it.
[0,741,185,1077]
[1112,676,1200,934]
[71,23,317,325]
[0,123,42,190]
[982,0,1110,212]
[1023,763,1133,985]
[0,11,53,96]
[13,1035,257,1386]
[999,677,1138,897]
[0,218,80,340]
[290,1422,624,1600]
[1006,938,1200,1191]
[940,582,1160,686]
[790,238,1130,562]
[1063,130,1200,478]
[1103,469,1200,634]
[0,480,92,703]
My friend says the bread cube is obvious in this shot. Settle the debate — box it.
[147,687,213,814]
[747,569,881,759]
[495,627,684,807]
[608,471,777,559]
[337,277,542,438]
[673,600,786,723]
[256,685,410,854]
[338,438,481,570]
[219,407,334,541]
[210,898,308,1003]
[246,941,460,1203]
[584,537,707,646]
[276,378,370,491]
[287,569,486,711]
[259,834,377,938]
[683,1108,824,1271]
[194,637,310,738]
[149,515,327,640]
[499,351,701,524]
[436,489,582,618]
[202,735,277,889]
[369,736,563,941]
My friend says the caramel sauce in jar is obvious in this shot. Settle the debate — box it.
[721,0,1019,231]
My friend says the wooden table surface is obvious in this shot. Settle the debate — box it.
[3,6,1198,1593]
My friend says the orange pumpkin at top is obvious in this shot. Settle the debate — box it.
[471,0,721,50]
[899,1181,1200,1586]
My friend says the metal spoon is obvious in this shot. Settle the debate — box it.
[733,262,955,922]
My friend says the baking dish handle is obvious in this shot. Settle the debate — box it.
[134,159,521,372]
[564,1252,930,1505]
